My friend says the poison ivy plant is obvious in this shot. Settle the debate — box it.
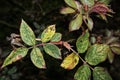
[1,0,120,80]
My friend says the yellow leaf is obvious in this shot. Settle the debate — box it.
[61,52,79,70]
[41,25,56,42]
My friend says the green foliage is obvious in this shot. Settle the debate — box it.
[98,0,111,5]
[69,14,83,31]
[85,44,109,65]
[1,0,119,80]
[93,67,112,80]
[30,47,46,69]
[60,7,75,14]
[80,0,94,7]
[76,30,90,53]
[50,33,62,42]
[64,0,77,9]
[20,20,36,46]
[43,43,61,59]
[74,64,91,80]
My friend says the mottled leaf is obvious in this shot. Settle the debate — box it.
[93,67,112,80]
[74,64,91,80]
[51,33,62,42]
[41,25,56,42]
[81,0,94,7]
[69,14,82,31]
[64,0,77,9]
[61,52,79,70]
[20,19,36,46]
[30,47,46,69]
[60,7,75,14]
[43,44,61,59]
[85,44,108,66]
[2,48,28,68]
[111,46,120,55]
[76,30,90,53]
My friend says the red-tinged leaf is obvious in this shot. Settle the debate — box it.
[63,42,71,51]
[90,3,112,14]
[69,14,83,31]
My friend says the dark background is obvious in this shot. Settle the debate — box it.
[0,0,120,80]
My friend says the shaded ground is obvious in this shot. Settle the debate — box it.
[0,0,120,80]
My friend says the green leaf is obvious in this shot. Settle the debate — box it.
[60,52,79,70]
[80,0,94,7]
[85,44,108,66]
[98,0,111,5]
[2,48,28,68]
[43,44,61,59]
[93,67,112,80]
[41,25,56,42]
[76,30,90,53]
[60,7,75,14]
[30,47,46,69]
[74,64,91,80]
[64,0,77,9]
[69,14,83,31]
[20,19,36,46]
[111,46,120,55]
[50,33,62,42]
[85,17,94,31]
[107,47,114,63]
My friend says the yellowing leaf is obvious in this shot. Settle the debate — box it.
[93,67,112,80]
[85,44,108,66]
[41,25,56,42]
[64,0,77,9]
[30,47,46,69]
[69,14,83,31]
[43,44,61,59]
[74,64,91,80]
[2,48,28,68]
[20,19,36,46]
[60,52,79,70]
[76,30,90,53]
[60,7,75,14]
